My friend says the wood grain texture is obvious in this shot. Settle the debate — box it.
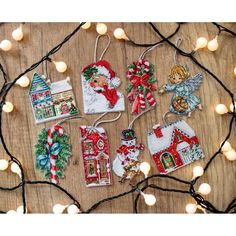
[0,23,235,213]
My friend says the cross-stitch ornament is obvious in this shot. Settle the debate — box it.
[126,57,157,114]
[159,65,203,117]
[80,126,112,187]
[79,112,121,187]
[159,39,203,117]
[81,35,125,114]
[29,73,79,123]
[147,115,204,174]
[113,128,144,183]
[35,125,72,184]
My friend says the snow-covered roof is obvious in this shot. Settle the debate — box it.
[147,120,196,154]
[50,79,72,94]
[80,126,106,140]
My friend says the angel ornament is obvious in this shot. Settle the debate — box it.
[159,64,203,117]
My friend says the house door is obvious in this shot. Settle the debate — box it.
[160,152,176,171]
[99,156,107,179]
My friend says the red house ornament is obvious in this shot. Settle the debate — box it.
[80,126,112,187]
[147,120,204,174]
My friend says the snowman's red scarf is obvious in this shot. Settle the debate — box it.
[96,85,119,107]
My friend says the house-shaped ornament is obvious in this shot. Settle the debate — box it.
[29,73,79,124]
[147,120,204,174]
[80,126,112,187]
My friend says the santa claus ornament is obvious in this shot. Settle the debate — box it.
[112,108,153,184]
[159,38,203,117]
[81,35,125,114]
[147,112,204,174]
[80,112,121,187]
[126,44,159,114]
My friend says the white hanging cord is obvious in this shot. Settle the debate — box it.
[56,115,89,126]
[173,37,182,65]
[94,34,111,63]
[162,112,183,125]
[93,112,122,128]
[139,42,163,60]
[128,107,154,129]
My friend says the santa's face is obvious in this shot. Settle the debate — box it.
[121,138,136,147]
[89,74,108,91]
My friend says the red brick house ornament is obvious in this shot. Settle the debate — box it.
[80,125,112,187]
[147,120,204,174]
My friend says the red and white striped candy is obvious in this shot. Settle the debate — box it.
[47,125,64,184]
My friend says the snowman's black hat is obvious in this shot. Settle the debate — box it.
[121,129,136,141]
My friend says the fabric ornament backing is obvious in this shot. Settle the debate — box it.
[29,73,79,124]
[147,118,204,174]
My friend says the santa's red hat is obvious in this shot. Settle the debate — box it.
[82,60,115,80]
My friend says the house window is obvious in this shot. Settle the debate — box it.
[44,106,55,118]
[99,156,107,178]
[87,159,96,177]
[97,139,105,150]
[161,152,176,170]
[84,140,94,154]
[176,134,182,142]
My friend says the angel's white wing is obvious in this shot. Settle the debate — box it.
[184,72,203,93]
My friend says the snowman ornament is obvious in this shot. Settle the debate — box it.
[112,129,144,183]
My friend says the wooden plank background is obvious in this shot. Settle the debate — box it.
[0,23,235,213]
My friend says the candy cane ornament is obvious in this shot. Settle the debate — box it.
[126,59,157,114]
[48,125,64,184]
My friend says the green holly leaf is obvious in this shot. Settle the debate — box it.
[126,84,133,93]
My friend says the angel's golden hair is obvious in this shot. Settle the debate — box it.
[169,65,190,84]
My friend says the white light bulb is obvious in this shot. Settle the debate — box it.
[0,159,9,171]
[229,102,236,112]
[16,205,27,214]
[81,22,91,29]
[67,204,80,214]
[96,23,107,35]
[10,162,21,175]
[215,104,228,114]
[193,166,204,178]
[185,203,197,214]
[16,76,30,87]
[113,28,129,40]
[195,37,208,50]
[2,101,14,113]
[221,141,232,152]
[140,162,151,177]
[143,194,156,206]
[12,26,24,41]
[224,150,236,161]
[52,204,67,214]
[53,61,67,73]
[198,183,211,195]
[7,210,17,214]
[207,36,218,51]
[0,40,12,51]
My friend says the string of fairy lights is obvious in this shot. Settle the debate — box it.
[0,22,235,214]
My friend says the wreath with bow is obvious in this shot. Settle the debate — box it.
[34,128,72,180]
